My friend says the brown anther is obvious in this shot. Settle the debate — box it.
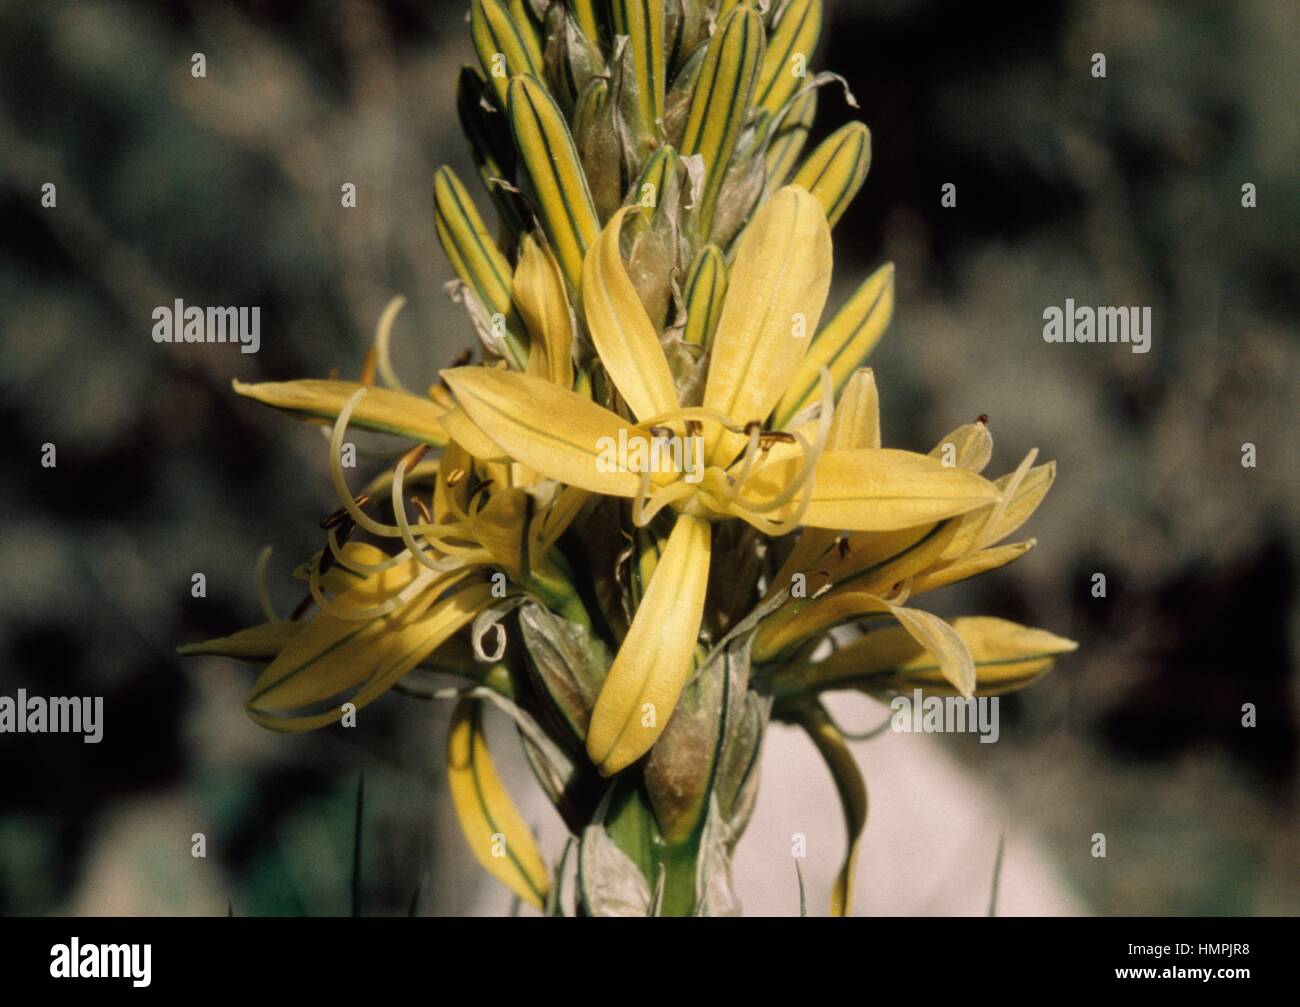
[977,414,990,425]
[837,537,850,559]
[320,494,370,529]
[743,420,762,437]
[398,443,429,472]
[685,420,703,436]
[319,518,356,575]
[410,496,433,523]
[759,431,797,447]
[328,367,340,381]
[649,425,674,440]
[445,467,467,488]
[468,478,494,502]
[359,347,378,386]
[450,348,473,367]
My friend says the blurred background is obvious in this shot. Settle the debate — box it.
[0,0,1295,916]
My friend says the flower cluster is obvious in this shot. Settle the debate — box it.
[184,0,1075,916]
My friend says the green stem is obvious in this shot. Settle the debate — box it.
[657,841,699,917]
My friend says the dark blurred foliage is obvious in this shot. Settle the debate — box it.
[0,0,1295,915]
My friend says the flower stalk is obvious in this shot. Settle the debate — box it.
[183,0,1075,916]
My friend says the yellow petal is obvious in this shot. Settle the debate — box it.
[888,605,975,697]
[762,369,882,598]
[516,233,575,389]
[746,448,1001,532]
[581,207,680,421]
[827,368,881,450]
[436,406,513,464]
[755,523,958,661]
[703,186,831,462]
[888,616,1076,695]
[246,577,491,731]
[434,441,474,522]
[774,616,1077,700]
[447,698,550,908]
[793,702,866,918]
[930,421,994,473]
[774,263,893,428]
[509,74,601,289]
[586,513,711,775]
[233,380,449,447]
[442,366,655,496]
[791,121,871,229]
[470,487,529,578]
[755,0,823,116]
[938,456,1053,561]
[911,540,1036,596]
[987,459,1056,544]
[177,621,303,660]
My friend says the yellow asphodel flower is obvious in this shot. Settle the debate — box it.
[185,381,585,731]
[750,370,1066,695]
[442,186,1003,775]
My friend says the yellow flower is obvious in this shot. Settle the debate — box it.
[442,186,1002,774]
[186,383,585,732]
[750,373,1067,696]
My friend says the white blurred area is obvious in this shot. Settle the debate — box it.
[466,692,1087,917]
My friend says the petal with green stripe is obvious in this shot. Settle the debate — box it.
[509,74,602,289]
[447,697,551,908]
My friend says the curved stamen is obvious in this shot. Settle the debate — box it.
[325,527,413,575]
[720,422,764,503]
[727,370,834,532]
[374,295,415,395]
[254,545,279,622]
[393,447,464,574]
[331,389,406,539]
[633,479,696,527]
[330,388,456,540]
[635,404,753,434]
[739,369,834,511]
[307,561,439,621]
